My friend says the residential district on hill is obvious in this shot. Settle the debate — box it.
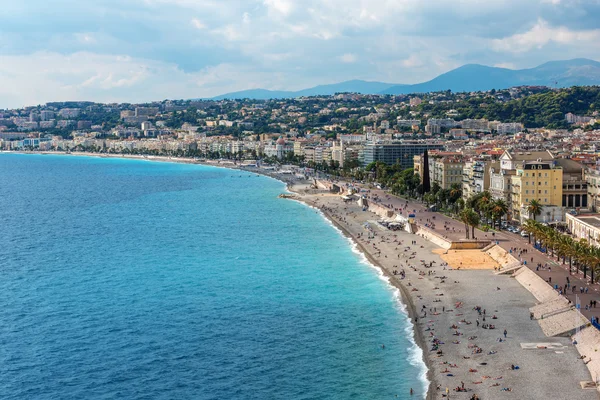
[4,86,600,232]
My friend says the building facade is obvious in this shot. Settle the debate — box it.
[510,161,563,223]
[362,142,444,168]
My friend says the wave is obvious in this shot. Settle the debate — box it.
[296,199,430,396]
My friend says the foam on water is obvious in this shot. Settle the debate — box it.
[301,200,430,395]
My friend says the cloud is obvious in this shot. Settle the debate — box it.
[1,0,600,106]
[494,62,516,69]
[0,51,305,107]
[492,18,600,53]
[402,54,424,68]
[191,18,206,30]
[263,0,294,16]
[339,53,357,63]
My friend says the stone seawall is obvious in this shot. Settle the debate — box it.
[367,202,396,219]
[414,225,452,250]
[486,245,521,269]
[449,241,491,250]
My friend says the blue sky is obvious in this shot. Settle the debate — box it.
[1,0,599,107]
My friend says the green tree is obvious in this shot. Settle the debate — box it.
[490,199,508,229]
[526,199,543,221]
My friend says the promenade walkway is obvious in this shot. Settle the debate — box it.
[361,187,600,322]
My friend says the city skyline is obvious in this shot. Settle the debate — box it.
[1,0,600,107]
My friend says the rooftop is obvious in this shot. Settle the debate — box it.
[568,214,600,228]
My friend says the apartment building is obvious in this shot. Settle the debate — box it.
[363,141,444,168]
[431,156,464,189]
[586,168,600,212]
[490,150,555,221]
[555,158,587,209]
[510,160,563,223]
[462,159,499,200]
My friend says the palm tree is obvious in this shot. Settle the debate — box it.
[556,235,574,266]
[522,219,541,245]
[490,199,508,229]
[459,208,471,239]
[575,240,592,279]
[449,184,462,203]
[476,191,492,219]
[590,246,600,284]
[465,208,480,240]
[526,199,543,221]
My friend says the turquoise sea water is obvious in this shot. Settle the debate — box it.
[0,154,426,399]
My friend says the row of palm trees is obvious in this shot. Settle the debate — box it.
[449,189,599,283]
[456,191,509,239]
[522,219,600,284]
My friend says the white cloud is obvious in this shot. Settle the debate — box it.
[339,53,358,63]
[75,33,97,44]
[191,18,206,30]
[1,0,600,107]
[402,54,423,68]
[494,62,516,69]
[0,51,303,107]
[263,0,294,16]
[492,19,600,53]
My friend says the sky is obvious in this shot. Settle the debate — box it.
[1,0,600,107]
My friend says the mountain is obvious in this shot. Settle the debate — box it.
[210,59,600,100]
[210,80,399,100]
[381,58,600,95]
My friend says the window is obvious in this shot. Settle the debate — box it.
[554,186,556,189]
[545,173,548,177]
[539,173,542,177]
[538,190,541,194]
[526,190,529,194]
[544,190,547,194]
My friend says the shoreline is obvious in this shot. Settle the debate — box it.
[6,150,598,399]
[295,195,434,398]
[8,150,434,397]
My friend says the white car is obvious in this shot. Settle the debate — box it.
[520,230,529,237]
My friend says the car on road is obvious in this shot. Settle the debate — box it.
[520,230,529,237]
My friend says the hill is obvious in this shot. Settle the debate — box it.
[211,80,398,100]
[209,59,600,100]
[381,58,600,95]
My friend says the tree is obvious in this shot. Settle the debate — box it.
[522,219,540,245]
[490,199,508,229]
[465,208,480,240]
[422,149,431,194]
[449,184,462,203]
[526,199,543,221]
[459,208,471,239]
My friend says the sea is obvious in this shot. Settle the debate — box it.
[0,153,427,399]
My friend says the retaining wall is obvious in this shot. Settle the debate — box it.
[449,240,492,250]
[486,245,521,268]
[574,326,600,386]
[513,267,560,303]
[367,202,396,219]
[414,225,452,250]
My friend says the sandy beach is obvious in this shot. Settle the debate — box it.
[15,151,600,399]
[278,180,598,400]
